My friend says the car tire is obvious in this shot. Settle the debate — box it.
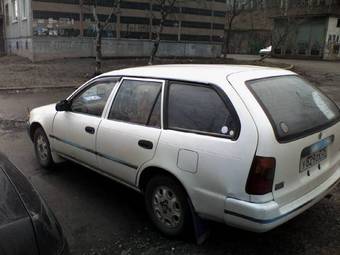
[145,175,192,237]
[34,127,54,169]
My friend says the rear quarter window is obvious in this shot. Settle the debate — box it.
[167,82,240,139]
[247,75,340,142]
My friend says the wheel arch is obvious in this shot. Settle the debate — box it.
[29,122,44,141]
[138,165,199,216]
[137,166,193,207]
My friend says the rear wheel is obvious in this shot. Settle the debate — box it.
[34,127,54,169]
[145,175,191,237]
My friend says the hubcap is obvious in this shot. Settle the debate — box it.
[152,186,182,228]
[36,135,48,161]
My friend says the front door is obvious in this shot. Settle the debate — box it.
[96,78,164,185]
[52,78,118,167]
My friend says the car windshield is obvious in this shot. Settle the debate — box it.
[247,75,340,142]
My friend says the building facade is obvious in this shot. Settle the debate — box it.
[1,0,275,61]
[272,0,340,60]
[2,0,338,61]
[0,0,5,54]
[2,0,32,58]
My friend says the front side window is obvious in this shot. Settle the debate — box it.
[248,75,340,142]
[167,82,238,138]
[109,79,162,126]
[71,79,117,117]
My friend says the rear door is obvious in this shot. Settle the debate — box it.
[96,78,163,185]
[245,75,340,205]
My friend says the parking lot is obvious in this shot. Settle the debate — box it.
[0,56,339,254]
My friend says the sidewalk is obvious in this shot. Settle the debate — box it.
[0,55,291,91]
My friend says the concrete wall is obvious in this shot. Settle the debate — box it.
[228,30,271,54]
[272,17,327,59]
[32,37,222,61]
[3,0,33,56]
[324,16,340,60]
[6,37,33,58]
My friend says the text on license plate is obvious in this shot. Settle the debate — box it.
[300,148,327,172]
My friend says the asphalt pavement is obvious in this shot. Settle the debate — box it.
[0,127,339,254]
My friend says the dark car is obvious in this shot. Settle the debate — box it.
[0,152,68,255]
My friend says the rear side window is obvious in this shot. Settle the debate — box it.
[109,79,162,126]
[248,75,340,142]
[167,82,239,138]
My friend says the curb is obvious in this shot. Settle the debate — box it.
[0,118,27,130]
[0,85,77,92]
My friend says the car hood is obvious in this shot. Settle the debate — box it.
[0,153,66,255]
[0,154,39,254]
[0,156,29,225]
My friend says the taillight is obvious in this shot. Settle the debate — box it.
[246,156,276,195]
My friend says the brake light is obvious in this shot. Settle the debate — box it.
[246,156,276,195]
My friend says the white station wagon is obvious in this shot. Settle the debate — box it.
[28,65,340,236]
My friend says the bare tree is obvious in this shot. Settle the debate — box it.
[83,0,120,75]
[148,0,205,65]
[149,0,177,65]
[221,0,257,58]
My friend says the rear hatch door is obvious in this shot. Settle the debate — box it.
[246,75,340,206]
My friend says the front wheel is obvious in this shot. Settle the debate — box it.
[145,175,192,237]
[34,127,54,169]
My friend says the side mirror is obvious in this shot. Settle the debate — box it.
[56,100,71,112]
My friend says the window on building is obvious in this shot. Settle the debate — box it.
[21,0,27,19]
[337,19,340,28]
[11,0,18,21]
[5,4,9,25]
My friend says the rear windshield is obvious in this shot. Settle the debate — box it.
[247,75,340,142]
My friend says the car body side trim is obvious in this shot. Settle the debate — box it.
[49,135,138,170]
[224,178,340,224]
[55,151,140,192]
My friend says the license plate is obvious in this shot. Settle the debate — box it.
[299,135,334,172]
[300,148,327,172]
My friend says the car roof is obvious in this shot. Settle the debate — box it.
[99,64,287,85]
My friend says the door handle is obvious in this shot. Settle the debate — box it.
[85,126,95,134]
[138,140,153,150]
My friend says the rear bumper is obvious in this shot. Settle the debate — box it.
[224,167,340,232]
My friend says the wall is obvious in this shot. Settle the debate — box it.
[0,4,4,54]
[32,37,222,61]
[3,0,33,57]
[324,16,340,60]
[272,17,328,59]
[31,0,227,43]
[228,30,271,54]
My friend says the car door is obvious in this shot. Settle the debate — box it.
[96,78,164,185]
[52,78,118,167]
